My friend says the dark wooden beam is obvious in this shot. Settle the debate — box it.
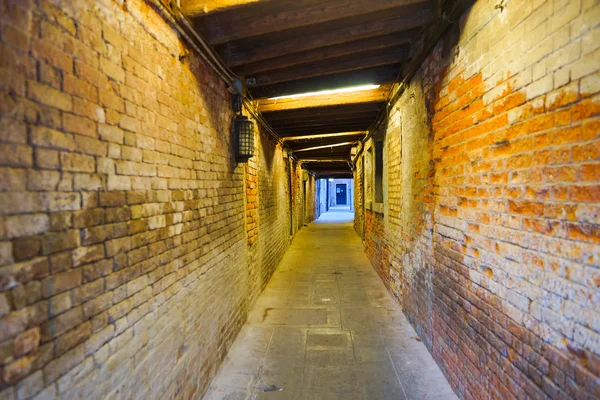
[299,158,348,163]
[268,114,379,128]
[250,66,399,99]
[287,135,364,148]
[193,0,429,45]
[294,148,353,159]
[233,30,418,76]
[292,141,357,154]
[282,131,365,142]
[306,164,351,167]
[278,123,373,136]
[313,172,353,178]
[218,5,433,67]
[269,115,378,130]
[290,140,357,151]
[250,46,406,87]
[263,103,382,120]
[271,116,377,130]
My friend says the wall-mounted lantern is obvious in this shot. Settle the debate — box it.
[232,93,254,161]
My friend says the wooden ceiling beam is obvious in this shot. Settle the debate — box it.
[251,66,397,100]
[258,88,390,112]
[309,169,352,173]
[271,119,376,132]
[279,126,372,137]
[181,0,266,16]
[295,149,353,159]
[282,131,364,142]
[233,30,418,76]
[250,47,406,87]
[218,8,433,67]
[263,103,381,120]
[293,142,356,153]
[267,112,378,126]
[309,170,352,174]
[287,136,364,148]
[193,0,429,45]
[313,172,353,178]
[299,158,349,163]
[272,116,376,130]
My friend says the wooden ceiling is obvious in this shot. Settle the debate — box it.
[181,0,437,178]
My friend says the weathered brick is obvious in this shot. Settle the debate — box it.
[28,80,72,111]
[27,170,60,191]
[2,354,37,384]
[60,152,95,173]
[85,324,114,356]
[107,298,132,323]
[43,344,84,384]
[0,168,26,192]
[72,245,104,267]
[71,279,104,305]
[49,291,72,317]
[0,258,49,292]
[1,214,49,240]
[15,369,44,400]
[12,237,41,262]
[74,60,108,88]
[82,292,112,319]
[63,74,98,102]
[107,175,131,191]
[105,236,131,257]
[98,124,124,144]
[34,148,60,170]
[63,113,97,138]
[54,321,92,356]
[73,209,105,228]
[41,268,82,297]
[41,230,80,255]
[98,191,126,207]
[31,39,73,73]
[41,192,80,212]
[0,143,33,167]
[0,309,28,342]
[13,328,40,357]
[41,306,82,340]
[82,259,112,283]
[49,252,72,274]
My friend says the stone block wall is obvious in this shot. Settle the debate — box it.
[354,0,600,398]
[0,0,314,398]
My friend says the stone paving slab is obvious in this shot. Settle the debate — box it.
[204,209,457,400]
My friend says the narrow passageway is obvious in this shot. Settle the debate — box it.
[205,210,456,400]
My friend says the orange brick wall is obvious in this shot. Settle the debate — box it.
[355,0,600,398]
[0,0,314,398]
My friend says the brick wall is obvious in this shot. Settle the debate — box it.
[246,129,295,305]
[289,161,317,231]
[305,173,317,223]
[353,158,364,239]
[355,0,600,398]
[0,0,313,398]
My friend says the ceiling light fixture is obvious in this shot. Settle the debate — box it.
[267,84,380,100]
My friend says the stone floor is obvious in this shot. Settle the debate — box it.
[204,208,457,400]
